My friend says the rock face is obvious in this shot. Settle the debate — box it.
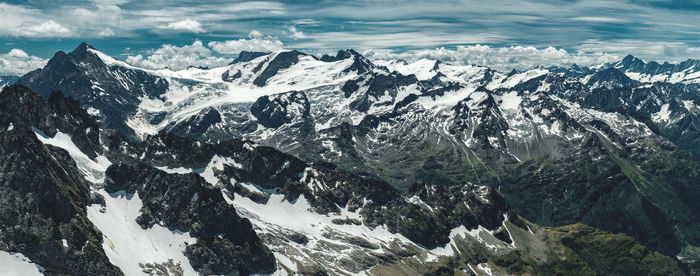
[253,50,304,86]
[585,67,640,89]
[0,75,18,88]
[251,91,310,128]
[166,107,222,137]
[0,85,278,275]
[229,51,269,65]
[104,163,276,275]
[0,85,121,275]
[612,54,700,84]
[362,182,510,248]
[16,43,168,140]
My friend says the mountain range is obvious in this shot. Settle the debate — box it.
[1,42,699,275]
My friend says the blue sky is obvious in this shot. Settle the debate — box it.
[1,0,699,75]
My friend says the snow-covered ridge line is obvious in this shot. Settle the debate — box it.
[32,127,111,184]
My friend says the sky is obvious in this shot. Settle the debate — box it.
[1,0,700,75]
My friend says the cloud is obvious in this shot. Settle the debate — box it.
[292,19,320,25]
[0,4,73,38]
[22,20,71,37]
[576,39,700,61]
[572,17,628,23]
[1,0,699,64]
[0,49,48,76]
[165,19,206,33]
[208,30,284,54]
[249,30,263,38]
[99,28,115,37]
[294,31,506,49]
[364,45,620,71]
[286,26,306,39]
[125,41,229,70]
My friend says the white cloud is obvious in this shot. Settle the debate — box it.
[572,17,628,23]
[0,49,48,76]
[208,30,284,54]
[248,30,263,39]
[292,19,320,25]
[165,19,206,33]
[99,28,115,37]
[576,39,700,62]
[22,20,71,37]
[364,45,620,71]
[125,41,229,70]
[286,25,306,39]
[90,0,131,5]
[0,4,73,38]
[294,31,506,49]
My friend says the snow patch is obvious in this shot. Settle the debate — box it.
[201,155,242,185]
[499,91,521,112]
[88,48,139,70]
[86,107,101,117]
[652,103,671,122]
[0,251,44,276]
[87,190,198,276]
[156,155,242,186]
[33,128,111,183]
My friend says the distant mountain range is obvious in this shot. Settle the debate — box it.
[1,42,698,275]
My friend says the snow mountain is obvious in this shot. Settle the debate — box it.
[612,54,700,84]
[0,84,687,275]
[5,42,700,274]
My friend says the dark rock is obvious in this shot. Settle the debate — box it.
[287,232,309,245]
[229,51,269,65]
[166,107,222,137]
[251,91,310,128]
[16,43,168,141]
[253,50,304,86]
[221,69,242,82]
[0,85,121,275]
[105,163,276,275]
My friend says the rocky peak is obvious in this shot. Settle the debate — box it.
[587,67,638,89]
[614,54,647,71]
[320,49,362,62]
[336,49,375,74]
[431,59,442,71]
[41,42,104,72]
[250,91,310,128]
[253,50,305,86]
[229,51,269,65]
[71,42,96,57]
[611,54,700,83]
[15,43,169,140]
[506,68,518,77]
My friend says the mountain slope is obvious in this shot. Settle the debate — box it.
[13,43,700,272]
[0,85,121,275]
[16,43,169,140]
[0,85,276,275]
[0,75,18,88]
[612,54,700,84]
[0,84,688,275]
